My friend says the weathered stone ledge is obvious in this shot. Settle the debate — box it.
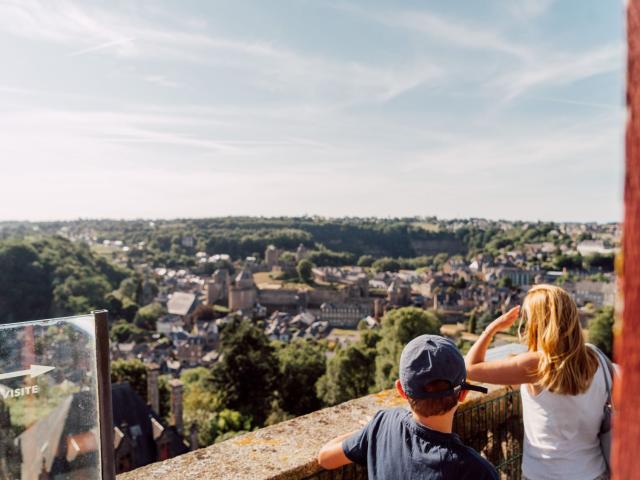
[117,383,513,480]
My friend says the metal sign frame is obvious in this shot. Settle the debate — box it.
[93,310,115,480]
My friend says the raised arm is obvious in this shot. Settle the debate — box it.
[465,306,540,386]
[466,306,520,367]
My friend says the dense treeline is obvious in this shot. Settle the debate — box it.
[455,222,572,256]
[0,236,129,323]
[1,218,616,277]
[141,218,467,264]
[1,217,468,264]
[1,217,597,270]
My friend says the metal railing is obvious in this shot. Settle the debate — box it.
[453,388,523,480]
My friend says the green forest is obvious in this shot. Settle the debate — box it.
[0,217,610,273]
[0,236,129,323]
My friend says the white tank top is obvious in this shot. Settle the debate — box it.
[520,365,608,480]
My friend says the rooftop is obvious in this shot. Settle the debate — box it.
[167,292,197,316]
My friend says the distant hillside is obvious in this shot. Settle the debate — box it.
[0,217,582,270]
[0,217,468,261]
[0,236,129,324]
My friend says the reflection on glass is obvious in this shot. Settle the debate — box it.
[0,315,101,480]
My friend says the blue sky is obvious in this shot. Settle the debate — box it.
[0,0,625,222]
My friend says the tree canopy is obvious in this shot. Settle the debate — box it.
[589,306,614,359]
[0,242,51,323]
[134,302,166,330]
[210,318,279,426]
[316,332,379,406]
[111,358,148,402]
[0,236,129,323]
[374,307,441,390]
[180,367,251,446]
[274,339,326,416]
[296,259,314,284]
[372,257,401,273]
[110,320,146,343]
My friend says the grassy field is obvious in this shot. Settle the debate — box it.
[414,222,441,232]
[253,271,313,290]
[90,243,123,260]
[326,328,362,349]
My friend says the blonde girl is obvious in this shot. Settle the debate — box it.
[465,284,610,480]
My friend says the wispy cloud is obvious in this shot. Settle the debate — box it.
[68,37,136,57]
[401,119,621,186]
[143,75,180,89]
[0,106,340,167]
[0,0,441,106]
[504,0,556,19]
[494,44,623,101]
[333,3,531,59]
[334,2,622,101]
[378,10,531,59]
[0,85,40,95]
[0,0,214,60]
[0,1,132,51]
[527,95,620,110]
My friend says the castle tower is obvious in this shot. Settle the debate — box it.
[387,278,411,306]
[295,243,307,262]
[265,245,280,270]
[387,278,401,305]
[206,269,229,304]
[228,268,257,312]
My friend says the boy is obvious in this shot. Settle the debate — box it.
[317,335,498,479]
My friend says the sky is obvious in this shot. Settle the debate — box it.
[0,0,626,222]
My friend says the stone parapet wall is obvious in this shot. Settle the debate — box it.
[118,383,521,480]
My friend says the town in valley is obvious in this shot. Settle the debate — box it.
[0,217,619,476]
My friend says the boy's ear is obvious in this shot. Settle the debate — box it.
[395,379,408,399]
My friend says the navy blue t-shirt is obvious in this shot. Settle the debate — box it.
[342,408,498,480]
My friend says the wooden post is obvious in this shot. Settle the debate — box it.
[613,2,640,478]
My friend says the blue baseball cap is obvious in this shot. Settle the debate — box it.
[399,335,488,399]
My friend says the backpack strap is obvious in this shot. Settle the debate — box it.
[586,343,614,404]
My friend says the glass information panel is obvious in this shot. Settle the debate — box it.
[0,314,110,480]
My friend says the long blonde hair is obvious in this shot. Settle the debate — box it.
[519,284,598,395]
